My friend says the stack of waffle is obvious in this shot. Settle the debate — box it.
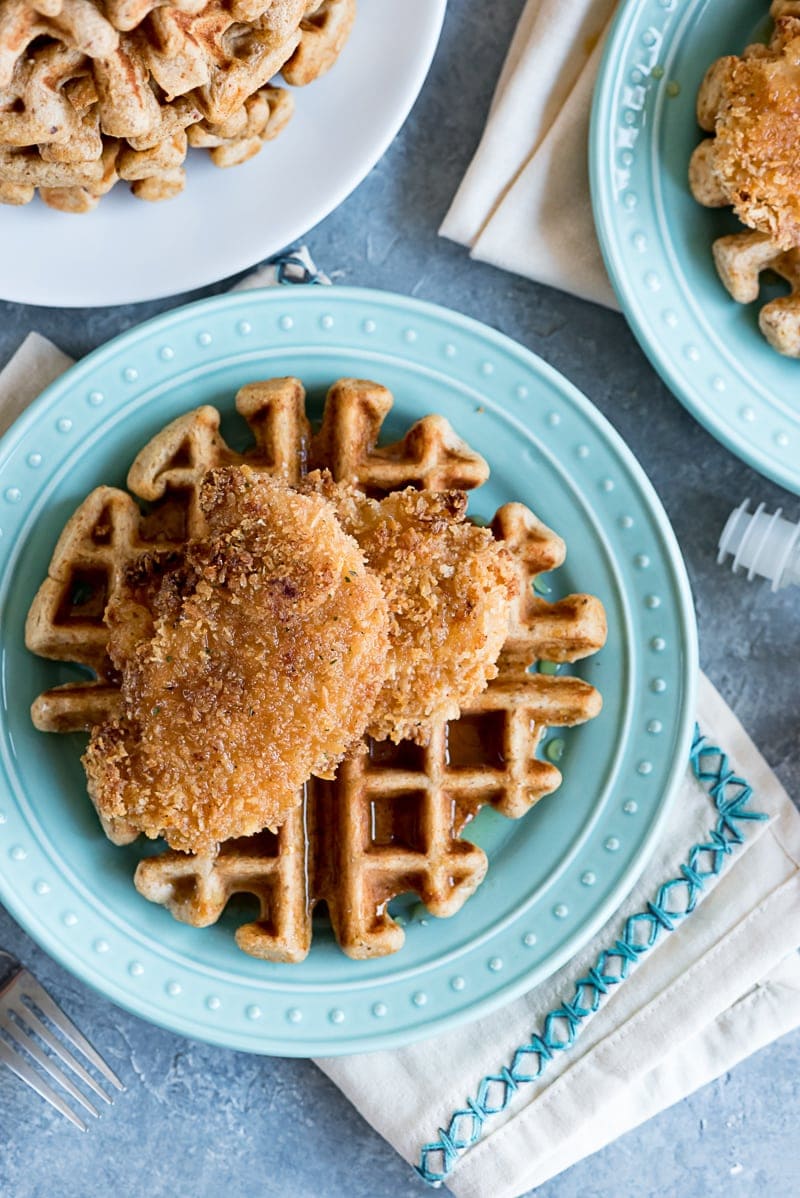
[26,378,607,961]
[0,0,355,211]
[689,0,800,355]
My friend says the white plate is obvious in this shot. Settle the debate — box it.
[0,0,446,308]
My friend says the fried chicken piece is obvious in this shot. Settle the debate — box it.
[690,16,800,248]
[83,467,390,854]
[302,472,517,744]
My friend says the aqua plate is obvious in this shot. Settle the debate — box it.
[0,289,697,1055]
[591,0,800,496]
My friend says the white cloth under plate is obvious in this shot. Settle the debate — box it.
[232,245,331,290]
[2,325,799,1198]
[320,676,800,1196]
[440,0,620,309]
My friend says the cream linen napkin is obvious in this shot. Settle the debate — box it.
[320,674,800,1195]
[440,0,620,309]
[3,316,799,1198]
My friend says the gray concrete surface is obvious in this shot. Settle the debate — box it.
[0,1,797,1195]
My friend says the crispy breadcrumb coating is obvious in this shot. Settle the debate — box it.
[83,467,390,854]
[302,472,517,744]
[697,18,800,248]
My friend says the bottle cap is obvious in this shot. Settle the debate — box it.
[718,500,800,591]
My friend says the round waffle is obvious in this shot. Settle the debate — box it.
[26,377,607,960]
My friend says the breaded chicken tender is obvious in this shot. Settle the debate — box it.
[691,17,800,248]
[302,472,517,744]
[83,467,390,854]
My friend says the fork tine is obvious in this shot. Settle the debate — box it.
[0,1037,88,1131]
[0,1012,100,1118]
[17,973,124,1092]
[8,991,112,1107]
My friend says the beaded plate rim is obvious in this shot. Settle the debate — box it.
[590,0,800,496]
[0,288,697,1055]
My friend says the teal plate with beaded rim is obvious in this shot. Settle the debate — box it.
[591,0,800,496]
[0,288,697,1055]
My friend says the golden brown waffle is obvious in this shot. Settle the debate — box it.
[0,34,195,147]
[104,0,207,33]
[0,42,99,149]
[26,378,490,743]
[0,0,355,208]
[0,140,117,210]
[26,376,606,960]
[133,501,606,961]
[281,0,356,87]
[0,131,187,210]
[139,0,351,123]
[186,84,292,166]
[0,82,287,209]
[0,0,118,88]
[711,229,800,357]
[139,4,301,124]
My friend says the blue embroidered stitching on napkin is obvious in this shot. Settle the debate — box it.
[415,726,769,1186]
[271,249,328,286]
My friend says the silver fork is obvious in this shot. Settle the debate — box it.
[0,950,124,1129]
